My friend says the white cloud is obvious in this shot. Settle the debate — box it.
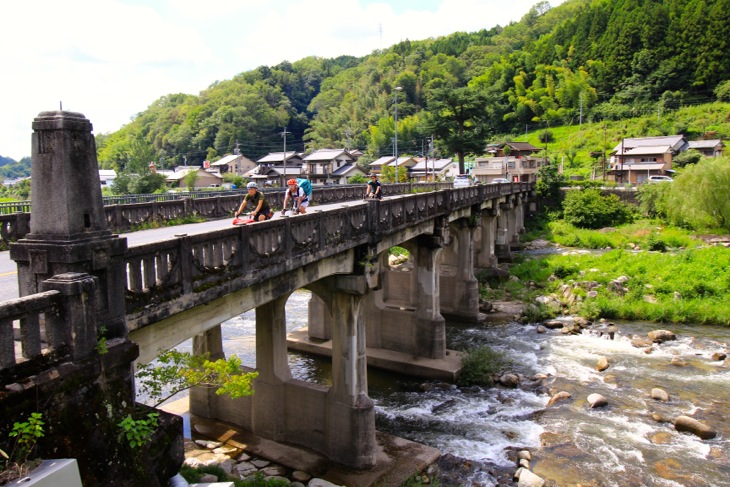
[1,0,558,161]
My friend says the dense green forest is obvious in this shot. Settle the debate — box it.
[94,0,730,178]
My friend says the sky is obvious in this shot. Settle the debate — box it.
[0,0,561,162]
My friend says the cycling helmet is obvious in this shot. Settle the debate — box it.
[246,181,258,189]
[287,178,298,186]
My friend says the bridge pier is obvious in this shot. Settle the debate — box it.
[192,277,377,469]
[475,208,498,268]
[440,219,481,322]
[495,202,513,261]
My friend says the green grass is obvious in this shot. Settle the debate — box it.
[508,245,730,325]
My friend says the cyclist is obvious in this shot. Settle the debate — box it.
[281,178,310,215]
[235,182,272,221]
[365,173,382,199]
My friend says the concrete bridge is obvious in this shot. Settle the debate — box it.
[0,111,534,485]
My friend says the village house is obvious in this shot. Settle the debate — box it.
[607,135,685,184]
[302,149,357,185]
[369,156,418,179]
[684,139,724,157]
[165,166,224,189]
[209,153,256,175]
[472,142,543,183]
[408,158,457,182]
[246,151,304,186]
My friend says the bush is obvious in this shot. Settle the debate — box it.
[457,347,509,387]
[562,189,636,229]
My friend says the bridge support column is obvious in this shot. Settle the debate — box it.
[495,202,513,261]
[440,220,480,322]
[315,275,376,468]
[509,197,524,247]
[193,325,225,361]
[476,209,498,268]
[413,237,446,359]
[251,295,292,441]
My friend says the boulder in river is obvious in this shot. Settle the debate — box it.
[587,393,608,408]
[648,330,677,343]
[674,415,717,440]
[651,387,670,402]
[711,352,727,361]
[547,391,572,407]
[596,356,610,372]
[516,468,545,487]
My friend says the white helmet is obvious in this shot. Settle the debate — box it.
[246,181,258,189]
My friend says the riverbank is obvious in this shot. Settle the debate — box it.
[160,398,441,487]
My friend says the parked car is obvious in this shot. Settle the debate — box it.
[453,174,472,188]
[647,175,674,183]
[490,178,511,184]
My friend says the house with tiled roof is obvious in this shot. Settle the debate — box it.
[608,135,685,184]
[409,158,457,181]
[685,139,724,157]
[210,153,256,175]
[473,142,543,183]
[302,149,355,184]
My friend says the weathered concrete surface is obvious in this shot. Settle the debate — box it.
[287,328,464,381]
[181,410,441,487]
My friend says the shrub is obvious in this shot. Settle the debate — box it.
[562,189,636,229]
[457,347,509,387]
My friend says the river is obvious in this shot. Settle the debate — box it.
[153,290,730,486]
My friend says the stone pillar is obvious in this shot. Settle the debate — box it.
[41,272,99,360]
[9,111,128,339]
[476,209,498,268]
[495,202,513,261]
[441,221,480,323]
[414,236,446,359]
[193,325,225,361]
[313,275,376,468]
[251,295,292,441]
[508,197,523,246]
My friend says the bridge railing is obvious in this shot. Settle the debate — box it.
[124,183,532,329]
[0,290,62,380]
[0,182,456,246]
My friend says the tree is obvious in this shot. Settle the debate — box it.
[425,86,489,174]
[183,170,199,191]
[664,156,730,231]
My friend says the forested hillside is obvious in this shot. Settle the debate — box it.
[97,0,730,176]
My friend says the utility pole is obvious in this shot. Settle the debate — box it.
[602,125,607,181]
[280,128,290,187]
[429,136,435,182]
[393,86,403,183]
[579,93,583,127]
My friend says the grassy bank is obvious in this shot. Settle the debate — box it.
[493,220,730,326]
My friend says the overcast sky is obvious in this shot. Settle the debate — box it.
[1,0,560,161]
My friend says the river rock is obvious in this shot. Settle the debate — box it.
[674,415,717,440]
[543,320,564,329]
[596,356,610,371]
[711,352,727,361]
[587,393,608,408]
[651,387,669,402]
[517,468,545,487]
[648,330,676,343]
[500,373,520,388]
[518,450,532,461]
[650,432,672,444]
[671,357,688,367]
[292,471,312,483]
[547,391,572,407]
[631,337,653,348]
[561,323,581,335]
[309,479,344,487]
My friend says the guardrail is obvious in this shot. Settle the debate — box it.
[0,182,456,246]
[124,182,532,329]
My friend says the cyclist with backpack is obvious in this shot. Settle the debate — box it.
[282,178,312,215]
[235,181,273,222]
